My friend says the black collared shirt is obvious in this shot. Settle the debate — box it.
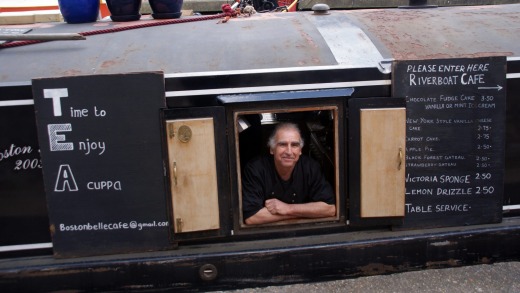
[242,155,335,221]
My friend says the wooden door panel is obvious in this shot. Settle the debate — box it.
[166,118,220,233]
[360,108,406,218]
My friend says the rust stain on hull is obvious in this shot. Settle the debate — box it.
[358,263,400,276]
[426,258,461,268]
[346,6,520,60]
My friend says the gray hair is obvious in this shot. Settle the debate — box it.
[267,122,304,150]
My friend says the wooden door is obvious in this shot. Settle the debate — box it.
[348,97,406,226]
[360,108,406,218]
[165,118,220,233]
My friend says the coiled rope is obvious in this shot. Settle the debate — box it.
[0,13,225,49]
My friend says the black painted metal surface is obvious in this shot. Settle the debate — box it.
[1,217,519,291]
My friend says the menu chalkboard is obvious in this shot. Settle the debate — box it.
[393,57,506,228]
[32,72,172,257]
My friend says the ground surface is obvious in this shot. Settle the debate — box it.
[214,261,520,292]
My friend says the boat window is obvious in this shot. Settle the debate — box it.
[234,107,341,228]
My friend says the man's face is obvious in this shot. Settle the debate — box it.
[270,128,302,171]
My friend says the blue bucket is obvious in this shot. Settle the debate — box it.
[58,0,100,24]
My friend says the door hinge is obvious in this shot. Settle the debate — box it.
[168,123,175,139]
[176,218,183,232]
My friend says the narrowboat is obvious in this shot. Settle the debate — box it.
[1,2,520,291]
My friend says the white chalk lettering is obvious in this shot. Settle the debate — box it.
[425,103,444,110]
[437,64,465,72]
[406,162,438,168]
[435,118,452,124]
[460,95,475,101]
[78,139,106,155]
[439,95,458,102]
[406,174,438,183]
[478,103,496,109]
[405,189,434,195]
[406,204,433,213]
[408,97,437,103]
[435,204,470,212]
[406,147,422,152]
[87,181,122,191]
[438,162,457,167]
[43,88,68,117]
[48,124,74,151]
[466,63,489,72]
[423,154,442,160]
[409,74,459,86]
[444,155,465,160]
[70,107,88,117]
[94,106,107,117]
[436,187,472,195]
[54,164,78,192]
[461,73,485,85]
[439,175,471,184]
[406,64,437,73]
[453,119,473,123]
[406,155,422,160]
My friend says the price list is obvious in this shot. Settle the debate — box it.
[393,57,506,228]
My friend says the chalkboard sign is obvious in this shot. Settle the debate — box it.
[393,57,506,228]
[32,72,172,257]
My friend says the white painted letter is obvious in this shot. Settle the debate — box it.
[48,124,74,151]
[54,164,78,192]
[43,88,68,116]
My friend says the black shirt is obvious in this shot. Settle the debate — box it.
[242,155,335,221]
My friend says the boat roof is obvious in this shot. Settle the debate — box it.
[0,4,519,83]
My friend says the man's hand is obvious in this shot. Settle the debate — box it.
[245,199,336,225]
[265,198,291,215]
[266,199,335,218]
